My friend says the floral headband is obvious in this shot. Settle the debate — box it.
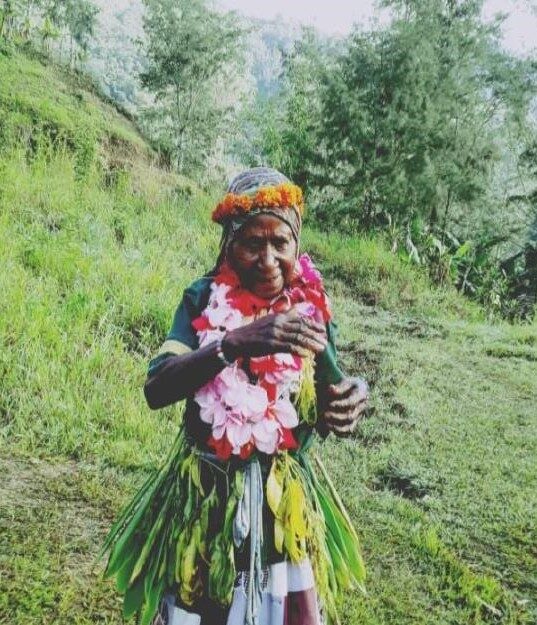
[212,182,305,224]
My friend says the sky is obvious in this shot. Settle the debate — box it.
[218,0,537,56]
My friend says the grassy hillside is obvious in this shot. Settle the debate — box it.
[1,50,536,625]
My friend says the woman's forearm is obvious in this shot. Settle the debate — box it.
[144,342,226,409]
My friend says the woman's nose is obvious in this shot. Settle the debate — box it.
[259,245,278,270]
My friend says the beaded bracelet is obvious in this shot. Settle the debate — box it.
[216,334,234,367]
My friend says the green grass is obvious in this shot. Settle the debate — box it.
[1,51,536,625]
[0,48,148,173]
[302,227,483,319]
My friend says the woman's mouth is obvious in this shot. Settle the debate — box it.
[252,273,284,296]
[259,274,281,283]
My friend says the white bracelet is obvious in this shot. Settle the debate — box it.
[216,335,234,367]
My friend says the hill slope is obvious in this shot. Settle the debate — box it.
[1,50,536,625]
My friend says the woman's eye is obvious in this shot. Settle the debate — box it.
[246,240,261,251]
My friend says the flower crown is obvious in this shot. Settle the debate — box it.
[212,182,305,224]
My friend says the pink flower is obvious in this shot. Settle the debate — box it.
[270,398,299,430]
[263,353,301,387]
[205,283,244,329]
[194,365,269,455]
[252,419,280,455]
[193,252,333,457]
[298,253,322,288]
[241,384,269,421]
[293,301,316,318]
[198,327,225,348]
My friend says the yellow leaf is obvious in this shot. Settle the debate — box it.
[274,518,284,553]
[288,479,307,538]
[267,461,283,517]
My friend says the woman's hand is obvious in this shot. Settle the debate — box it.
[321,376,369,437]
[223,308,327,359]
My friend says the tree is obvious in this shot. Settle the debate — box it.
[139,0,244,174]
[39,0,98,66]
[306,0,536,239]
[65,0,98,66]
[1,0,23,39]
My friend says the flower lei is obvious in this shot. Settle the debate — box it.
[212,182,304,224]
[192,254,331,461]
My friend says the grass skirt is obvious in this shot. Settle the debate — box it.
[99,428,365,625]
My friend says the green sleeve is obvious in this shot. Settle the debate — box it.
[313,320,345,440]
[315,320,345,388]
[148,276,212,376]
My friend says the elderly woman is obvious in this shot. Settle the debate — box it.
[101,168,368,625]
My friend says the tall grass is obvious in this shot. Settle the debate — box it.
[0,146,217,466]
[303,227,482,319]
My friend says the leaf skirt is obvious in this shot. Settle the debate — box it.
[99,427,365,625]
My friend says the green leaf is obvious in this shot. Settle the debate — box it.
[116,548,139,594]
[140,578,165,625]
[123,576,145,620]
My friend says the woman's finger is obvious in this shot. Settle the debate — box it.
[330,421,358,437]
[269,338,311,358]
[283,312,326,335]
[326,395,361,412]
[297,336,327,354]
[283,316,326,340]
[280,326,327,354]
[328,377,356,399]
[302,316,327,334]
[330,377,369,400]
[290,345,312,358]
[323,413,356,426]
[329,387,368,411]
[295,328,327,351]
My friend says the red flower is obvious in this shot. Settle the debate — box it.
[239,441,255,459]
[303,286,331,322]
[289,287,306,303]
[229,288,269,316]
[208,435,233,460]
[262,382,277,403]
[192,315,211,331]
[250,356,279,375]
[214,263,241,288]
[279,428,298,451]
[272,293,292,313]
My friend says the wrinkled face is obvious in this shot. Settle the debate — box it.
[228,213,298,299]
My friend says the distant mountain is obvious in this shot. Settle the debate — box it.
[86,0,147,112]
[86,0,304,112]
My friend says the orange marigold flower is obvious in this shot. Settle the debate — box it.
[212,183,305,223]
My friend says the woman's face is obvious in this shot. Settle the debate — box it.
[228,213,297,299]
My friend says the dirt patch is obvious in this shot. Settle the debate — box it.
[485,345,537,362]
[394,318,446,339]
[371,460,436,500]
[338,342,383,387]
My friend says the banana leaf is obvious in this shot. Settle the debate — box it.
[98,468,159,561]
[100,430,186,562]
[140,578,165,625]
[123,576,144,620]
[116,547,139,594]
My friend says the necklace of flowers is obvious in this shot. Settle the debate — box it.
[191,254,331,461]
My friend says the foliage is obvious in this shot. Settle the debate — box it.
[0,49,147,165]
[1,50,537,624]
[245,0,537,318]
[236,28,339,189]
[0,0,99,66]
[139,0,245,176]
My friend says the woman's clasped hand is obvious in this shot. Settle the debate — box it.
[323,377,369,437]
[222,308,328,360]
